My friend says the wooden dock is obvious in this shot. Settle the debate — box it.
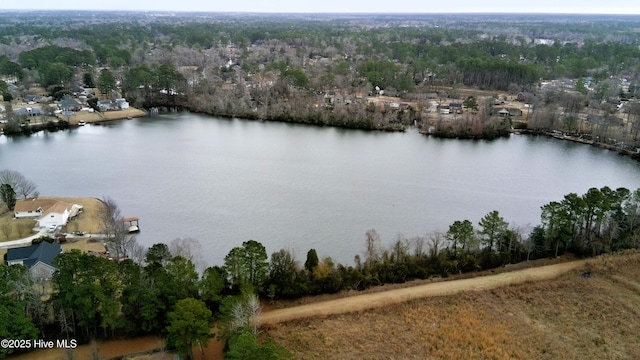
[123,217,140,233]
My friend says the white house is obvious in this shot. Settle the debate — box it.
[14,198,79,229]
[116,98,129,109]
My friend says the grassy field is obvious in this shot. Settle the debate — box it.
[266,251,640,360]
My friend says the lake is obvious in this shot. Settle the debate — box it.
[2,112,640,267]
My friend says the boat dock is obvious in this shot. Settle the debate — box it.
[123,217,140,233]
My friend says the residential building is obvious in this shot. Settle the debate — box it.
[14,198,82,229]
[6,241,62,281]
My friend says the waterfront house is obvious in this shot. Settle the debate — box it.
[58,97,82,112]
[14,198,82,229]
[6,242,62,281]
[14,107,42,118]
[97,98,130,112]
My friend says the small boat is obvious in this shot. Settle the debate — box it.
[78,120,86,126]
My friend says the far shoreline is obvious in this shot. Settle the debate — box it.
[5,105,640,162]
[59,107,147,125]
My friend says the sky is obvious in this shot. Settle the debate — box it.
[1,0,640,15]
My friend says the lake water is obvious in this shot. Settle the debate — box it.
[2,112,640,267]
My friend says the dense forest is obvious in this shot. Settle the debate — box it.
[1,12,640,143]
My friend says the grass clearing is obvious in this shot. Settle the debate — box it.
[266,251,640,359]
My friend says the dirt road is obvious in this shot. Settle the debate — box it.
[260,260,586,325]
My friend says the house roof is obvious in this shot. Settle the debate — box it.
[42,201,73,217]
[14,107,42,115]
[6,242,62,269]
[15,198,73,215]
[58,97,81,108]
[15,198,57,213]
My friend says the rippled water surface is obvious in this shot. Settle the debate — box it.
[2,112,640,266]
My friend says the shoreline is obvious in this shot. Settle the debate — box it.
[519,129,640,160]
[6,106,639,161]
[59,107,148,125]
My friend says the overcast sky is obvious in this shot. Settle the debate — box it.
[1,0,639,14]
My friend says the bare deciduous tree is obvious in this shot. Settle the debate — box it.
[411,235,426,258]
[99,196,128,261]
[0,169,38,199]
[364,229,381,269]
[390,233,409,263]
[169,237,204,271]
[230,293,262,335]
[429,231,447,258]
[123,235,146,264]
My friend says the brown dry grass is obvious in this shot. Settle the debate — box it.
[101,108,147,120]
[54,197,104,234]
[266,251,640,360]
[62,107,147,125]
[0,216,36,241]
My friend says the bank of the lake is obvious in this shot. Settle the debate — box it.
[65,107,148,125]
[2,112,640,266]
[0,107,148,136]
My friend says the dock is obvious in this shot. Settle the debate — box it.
[123,217,140,233]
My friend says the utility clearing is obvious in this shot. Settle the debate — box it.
[260,260,584,325]
[265,251,640,359]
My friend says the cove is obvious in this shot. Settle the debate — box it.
[2,112,640,266]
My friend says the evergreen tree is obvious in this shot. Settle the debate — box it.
[0,183,16,210]
[304,249,319,273]
[166,298,212,359]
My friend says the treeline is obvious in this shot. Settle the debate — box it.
[18,45,95,70]
[4,14,640,91]
[0,55,23,80]
[456,57,539,91]
[14,46,95,89]
[535,186,640,257]
[431,115,511,139]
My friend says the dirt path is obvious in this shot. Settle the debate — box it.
[260,260,587,325]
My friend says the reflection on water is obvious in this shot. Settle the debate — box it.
[2,113,640,266]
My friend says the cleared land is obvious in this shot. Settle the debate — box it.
[260,260,585,325]
[63,108,147,125]
[265,251,640,359]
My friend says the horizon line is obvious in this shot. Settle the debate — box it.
[1,10,639,16]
